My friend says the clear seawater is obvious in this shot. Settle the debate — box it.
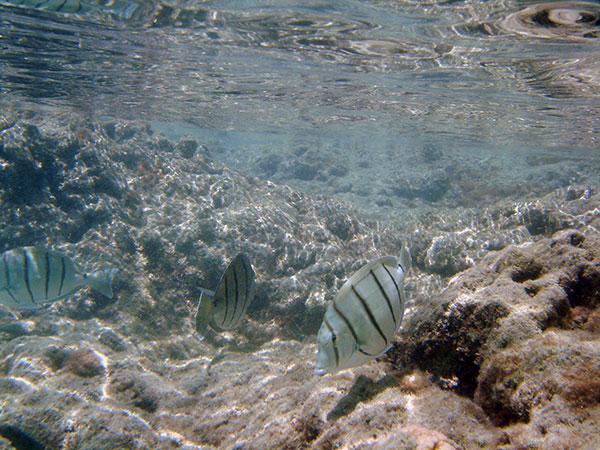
[1,1,598,195]
[1,2,600,448]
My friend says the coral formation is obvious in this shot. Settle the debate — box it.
[0,113,598,449]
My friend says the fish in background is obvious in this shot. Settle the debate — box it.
[0,0,140,19]
[0,247,117,310]
[315,244,411,375]
[195,253,256,341]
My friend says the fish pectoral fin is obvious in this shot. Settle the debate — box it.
[195,291,215,341]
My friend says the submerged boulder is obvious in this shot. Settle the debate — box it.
[390,228,600,449]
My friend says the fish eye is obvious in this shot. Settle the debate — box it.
[331,333,337,343]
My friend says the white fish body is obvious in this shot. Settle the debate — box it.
[315,244,411,375]
[0,247,117,310]
[195,253,256,340]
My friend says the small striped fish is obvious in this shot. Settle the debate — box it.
[195,254,256,340]
[315,244,411,375]
[0,247,117,310]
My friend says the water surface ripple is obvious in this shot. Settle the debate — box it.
[0,0,598,147]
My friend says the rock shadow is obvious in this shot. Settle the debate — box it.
[327,374,397,422]
[0,424,47,450]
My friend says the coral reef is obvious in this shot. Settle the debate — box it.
[0,113,599,449]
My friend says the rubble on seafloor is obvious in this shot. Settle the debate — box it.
[0,113,598,449]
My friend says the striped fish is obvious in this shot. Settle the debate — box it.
[1,0,140,19]
[315,244,411,375]
[195,253,256,340]
[0,246,117,310]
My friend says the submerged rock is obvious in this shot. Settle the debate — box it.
[0,113,598,450]
[390,228,600,449]
[392,168,450,202]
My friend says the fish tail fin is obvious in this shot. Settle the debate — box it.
[86,268,117,298]
[399,242,411,274]
[195,290,214,341]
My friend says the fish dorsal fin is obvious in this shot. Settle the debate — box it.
[195,290,215,341]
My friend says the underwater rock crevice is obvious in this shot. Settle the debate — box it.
[560,262,600,309]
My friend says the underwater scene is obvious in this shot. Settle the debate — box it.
[0,0,599,449]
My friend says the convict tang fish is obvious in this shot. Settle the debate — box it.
[315,244,411,375]
[195,253,256,340]
[0,246,117,310]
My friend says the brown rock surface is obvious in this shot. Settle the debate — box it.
[390,228,600,449]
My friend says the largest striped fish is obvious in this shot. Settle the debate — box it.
[195,254,256,340]
[315,244,411,375]
[0,247,117,310]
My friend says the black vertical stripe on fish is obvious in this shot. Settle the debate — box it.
[44,251,50,300]
[237,259,250,323]
[382,264,402,312]
[3,254,11,290]
[233,260,247,325]
[5,288,20,305]
[369,269,396,324]
[2,254,19,304]
[55,0,69,10]
[222,273,230,328]
[332,301,360,347]
[3,254,10,288]
[56,0,69,12]
[230,263,240,327]
[324,318,340,368]
[351,285,388,346]
[23,249,35,304]
[57,255,66,297]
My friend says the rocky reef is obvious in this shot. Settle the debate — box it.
[0,111,599,449]
[390,228,600,448]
